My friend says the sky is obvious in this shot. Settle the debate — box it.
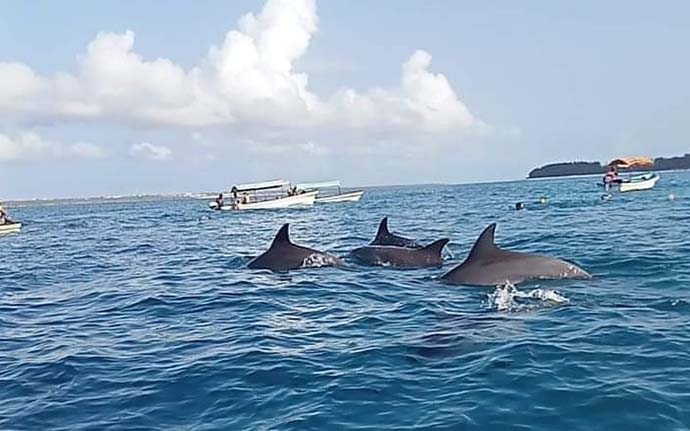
[1,0,689,199]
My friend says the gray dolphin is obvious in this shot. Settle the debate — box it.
[370,217,420,248]
[351,239,449,268]
[441,223,590,286]
[247,224,344,271]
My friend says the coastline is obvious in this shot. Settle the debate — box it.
[528,153,690,179]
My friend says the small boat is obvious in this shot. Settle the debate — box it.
[295,180,364,203]
[208,179,317,211]
[601,172,660,192]
[601,156,660,193]
[619,173,659,192]
[0,223,21,235]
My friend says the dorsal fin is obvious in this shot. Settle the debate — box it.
[374,217,391,241]
[467,223,499,259]
[423,238,450,256]
[270,223,292,248]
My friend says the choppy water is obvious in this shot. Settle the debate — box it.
[2,173,690,430]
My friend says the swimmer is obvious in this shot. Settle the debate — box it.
[515,202,525,211]
[539,196,548,205]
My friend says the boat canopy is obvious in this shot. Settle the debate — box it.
[296,180,341,190]
[609,156,653,169]
[231,179,289,192]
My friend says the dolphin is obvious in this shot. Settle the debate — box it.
[370,217,420,248]
[247,224,344,271]
[441,223,590,286]
[351,239,449,268]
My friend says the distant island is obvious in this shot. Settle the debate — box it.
[528,153,690,179]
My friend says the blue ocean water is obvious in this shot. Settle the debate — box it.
[2,173,690,430]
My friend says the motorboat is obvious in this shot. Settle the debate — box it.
[601,172,660,192]
[208,180,317,211]
[619,173,659,192]
[601,156,659,193]
[295,180,364,203]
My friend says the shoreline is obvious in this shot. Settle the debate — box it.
[528,154,690,179]
[7,169,688,207]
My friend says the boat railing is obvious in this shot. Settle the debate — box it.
[229,183,311,204]
[295,181,344,197]
[233,189,285,203]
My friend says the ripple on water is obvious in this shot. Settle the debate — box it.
[3,174,690,430]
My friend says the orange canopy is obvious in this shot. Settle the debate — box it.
[608,156,654,169]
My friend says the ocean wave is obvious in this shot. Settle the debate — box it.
[3,174,690,430]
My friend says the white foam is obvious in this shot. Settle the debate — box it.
[525,288,569,304]
[487,283,520,312]
[302,253,338,268]
[487,282,569,312]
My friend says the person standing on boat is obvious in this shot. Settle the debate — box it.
[604,165,619,184]
[214,193,224,210]
[0,202,13,225]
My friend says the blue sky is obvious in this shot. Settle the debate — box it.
[1,0,689,199]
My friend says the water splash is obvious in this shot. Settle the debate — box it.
[302,253,340,268]
[487,282,569,312]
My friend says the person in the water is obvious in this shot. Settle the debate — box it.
[515,202,525,211]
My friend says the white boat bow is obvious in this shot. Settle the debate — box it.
[619,173,659,192]
[296,180,364,204]
[0,223,21,234]
[316,190,364,203]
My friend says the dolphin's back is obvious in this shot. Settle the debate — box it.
[441,223,590,286]
[248,242,314,271]
[443,251,588,286]
[370,217,420,248]
[352,239,448,268]
[247,224,343,271]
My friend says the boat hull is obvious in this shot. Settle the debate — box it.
[0,223,21,235]
[619,174,659,192]
[316,190,364,203]
[209,191,317,211]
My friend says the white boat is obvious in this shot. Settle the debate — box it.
[212,191,318,210]
[296,180,364,203]
[601,172,660,192]
[619,173,659,192]
[0,223,21,235]
[208,179,317,211]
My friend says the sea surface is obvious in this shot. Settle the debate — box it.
[2,173,690,430]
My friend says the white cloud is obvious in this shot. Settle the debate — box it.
[0,132,106,162]
[0,0,487,154]
[129,142,173,161]
[69,141,107,159]
[323,50,482,135]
